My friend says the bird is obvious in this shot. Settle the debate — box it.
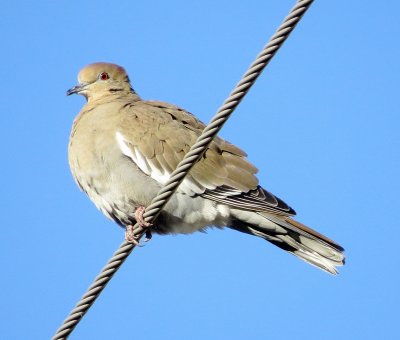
[67,62,345,274]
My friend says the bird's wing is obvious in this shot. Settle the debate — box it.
[116,100,294,216]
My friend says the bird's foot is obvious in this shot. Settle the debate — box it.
[124,206,153,245]
[134,206,153,228]
[125,224,142,245]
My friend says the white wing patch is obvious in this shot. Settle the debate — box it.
[116,131,209,196]
[115,131,171,184]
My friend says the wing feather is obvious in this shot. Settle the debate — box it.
[116,100,295,214]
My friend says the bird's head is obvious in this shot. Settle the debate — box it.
[67,62,133,101]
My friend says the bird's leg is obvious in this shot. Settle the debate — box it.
[134,206,153,228]
[125,225,141,245]
[125,206,153,244]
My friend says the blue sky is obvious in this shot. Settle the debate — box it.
[1,1,399,339]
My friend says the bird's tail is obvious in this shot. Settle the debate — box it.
[229,212,345,275]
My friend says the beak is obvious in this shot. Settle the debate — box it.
[66,83,87,96]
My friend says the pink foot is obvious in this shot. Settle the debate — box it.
[134,206,153,228]
[124,206,153,244]
[125,225,141,245]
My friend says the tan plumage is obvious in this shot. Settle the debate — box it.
[68,62,345,274]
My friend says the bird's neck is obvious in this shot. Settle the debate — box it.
[87,89,141,104]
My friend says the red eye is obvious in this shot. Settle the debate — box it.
[99,72,109,80]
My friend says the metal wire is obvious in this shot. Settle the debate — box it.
[52,1,314,338]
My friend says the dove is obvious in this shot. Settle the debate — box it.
[67,62,345,274]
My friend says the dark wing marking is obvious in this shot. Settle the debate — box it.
[202,185,296,216]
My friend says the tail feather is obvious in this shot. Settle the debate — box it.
[230,212,345,275]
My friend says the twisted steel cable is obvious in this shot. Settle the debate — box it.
[52,1,314,338]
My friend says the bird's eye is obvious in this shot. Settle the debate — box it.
[99,72,110,81]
